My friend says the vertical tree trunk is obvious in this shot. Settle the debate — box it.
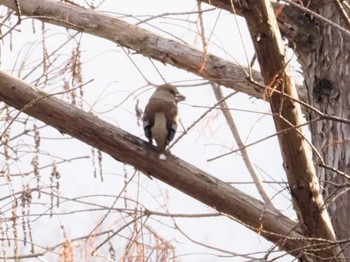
[297,1,350,257]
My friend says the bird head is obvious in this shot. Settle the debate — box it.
[154,84,186,103]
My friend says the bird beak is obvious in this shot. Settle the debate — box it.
[175,93,186,102]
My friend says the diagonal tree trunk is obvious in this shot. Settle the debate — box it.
[242,1,344,260]
[201,1,350,259]
[0,69,308,258]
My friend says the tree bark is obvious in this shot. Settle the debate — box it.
[295,1,350,258]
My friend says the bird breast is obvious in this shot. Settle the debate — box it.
[151,112,167,147]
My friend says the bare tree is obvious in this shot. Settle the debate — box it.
[0,0,349,261]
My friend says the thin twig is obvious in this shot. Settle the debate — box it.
[168,91,238,149]
[333,0,350,30]
[91,213,145,255]
[87,169,138,238]
[0,79,93,140]
[0,0,21,40]
[281,0,350,38]
[207,117,320,162]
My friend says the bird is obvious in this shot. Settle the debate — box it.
[143,84,185,160]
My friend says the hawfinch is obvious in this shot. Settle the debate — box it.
[143,84,185,160]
